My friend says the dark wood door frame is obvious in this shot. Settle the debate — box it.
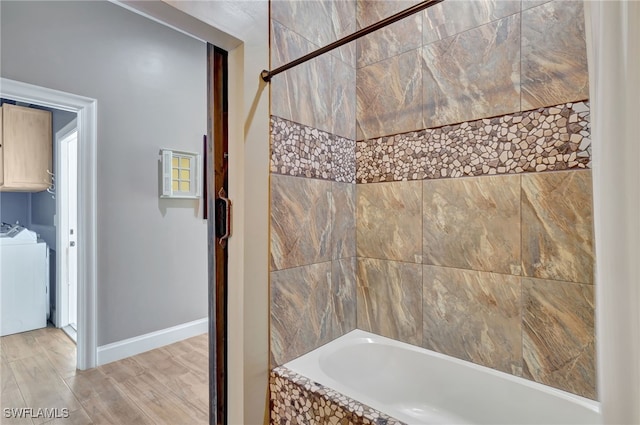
[207,44,229,425]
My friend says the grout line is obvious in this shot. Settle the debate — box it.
[520,172,524,280]
[520,268,525,377]
[519,170,525,377]
[420,177,425,348]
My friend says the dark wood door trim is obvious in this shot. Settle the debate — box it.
[207,43,229,425]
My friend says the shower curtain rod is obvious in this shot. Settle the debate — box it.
[260,0,444,82]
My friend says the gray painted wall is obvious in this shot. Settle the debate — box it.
[1,0,208,345]
[0,192,30,225]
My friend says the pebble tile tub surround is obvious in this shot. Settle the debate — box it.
[270,367,404,425]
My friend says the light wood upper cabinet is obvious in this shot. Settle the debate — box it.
[0,104,52,192]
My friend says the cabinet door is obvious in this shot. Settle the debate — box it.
[2,104,52,191]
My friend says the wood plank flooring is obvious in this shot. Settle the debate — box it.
[0,327,209,424]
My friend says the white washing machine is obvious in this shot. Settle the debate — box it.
[0,223,49,336]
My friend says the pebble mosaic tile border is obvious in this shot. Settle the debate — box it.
[271,116,356,184]
[270,366,405,425]
[356,101,591,183]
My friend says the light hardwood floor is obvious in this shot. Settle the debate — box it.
[0,327,209,424]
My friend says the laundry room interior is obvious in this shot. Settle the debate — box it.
[0,98,78,340]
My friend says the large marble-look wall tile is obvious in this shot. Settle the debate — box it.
[332,258,357,333]
[271,261,353,366]
[332,57,357,140]
[331,182,356,259]
[423,0,521,45]
[332,0,357,67]
[271,175,331,271]
[271,0,356,67]
[271,20,333,135]
[356,181,422,263]
[422,14,521,129]
[522,0,552,10]
[271,0,333,54]
[356,0,422,68]
[522,170,594,284]
[423,266,522,375]
[357,258,422,346]
[523,278,596,399]
[356,49,423,140]
[423,175,521,274]
[521,1,589,109]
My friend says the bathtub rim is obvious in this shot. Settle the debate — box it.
[283,329,600,421]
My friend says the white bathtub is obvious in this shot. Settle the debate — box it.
[284,330,601,425]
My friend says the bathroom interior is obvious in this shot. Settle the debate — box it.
[268,0,598,422]
[0,0,636,423]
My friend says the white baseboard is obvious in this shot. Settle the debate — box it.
[97,318,208,366]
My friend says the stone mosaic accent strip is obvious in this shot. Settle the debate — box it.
[355,101,590,183]
[271,116,356,183]
[333,135,357,185]
[270,366,405,425]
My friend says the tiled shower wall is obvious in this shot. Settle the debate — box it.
[269,0,358,367]
[354,0,596,400]
[356,169,595,399]
[270,0,595,406]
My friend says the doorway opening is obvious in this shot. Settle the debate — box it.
[0,78,98,369]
